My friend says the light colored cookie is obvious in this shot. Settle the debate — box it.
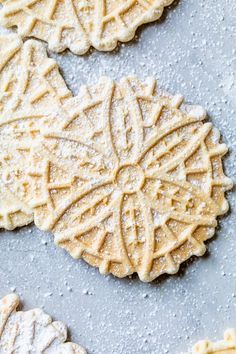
[28,76,232,281]
[0,293,86,353]
[0,0,174,54]
[0,34,71,230]
[187,329,236,354]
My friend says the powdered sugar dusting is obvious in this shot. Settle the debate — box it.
[0,0,235,353]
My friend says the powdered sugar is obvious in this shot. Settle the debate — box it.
[0,0,235,353]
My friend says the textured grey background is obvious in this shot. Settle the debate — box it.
[0,0,236,353]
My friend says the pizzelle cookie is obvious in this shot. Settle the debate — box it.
[0,293,86,353]
[0,0,174,54]
[0,34,71,230]
[28,76,232,282]
[187,329,236,354]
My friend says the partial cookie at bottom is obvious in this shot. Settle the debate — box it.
[186,329,236,354]
[0,293,86,353]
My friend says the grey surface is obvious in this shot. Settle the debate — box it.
[0,1,236,353]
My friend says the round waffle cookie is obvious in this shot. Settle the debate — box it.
[0,34,71,230]
[0,293,86,353]
[28,76,232,282]
[188,329,236,354]
[0,0,174,54]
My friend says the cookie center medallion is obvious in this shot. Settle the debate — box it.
[116,165,144,194]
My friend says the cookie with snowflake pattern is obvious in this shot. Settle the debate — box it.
[28,76,232,281]
[0,293,86,353]
[0,34,71,230]
[0,0,174,54]
[188,329,236,354]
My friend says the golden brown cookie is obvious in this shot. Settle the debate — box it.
[28,76,232,281]
[0,34,71,230]
[0,0,174,54]
[0,293,86,353]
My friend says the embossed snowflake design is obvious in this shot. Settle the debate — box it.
[0,34,71,230]
[0,0,174,54]
[0,293,86,353]
[29,77,232,281]
[189,329,236,354]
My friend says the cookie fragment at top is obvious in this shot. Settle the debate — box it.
[0,0,174,54]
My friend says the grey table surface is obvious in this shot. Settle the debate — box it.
[0,1,236,353]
